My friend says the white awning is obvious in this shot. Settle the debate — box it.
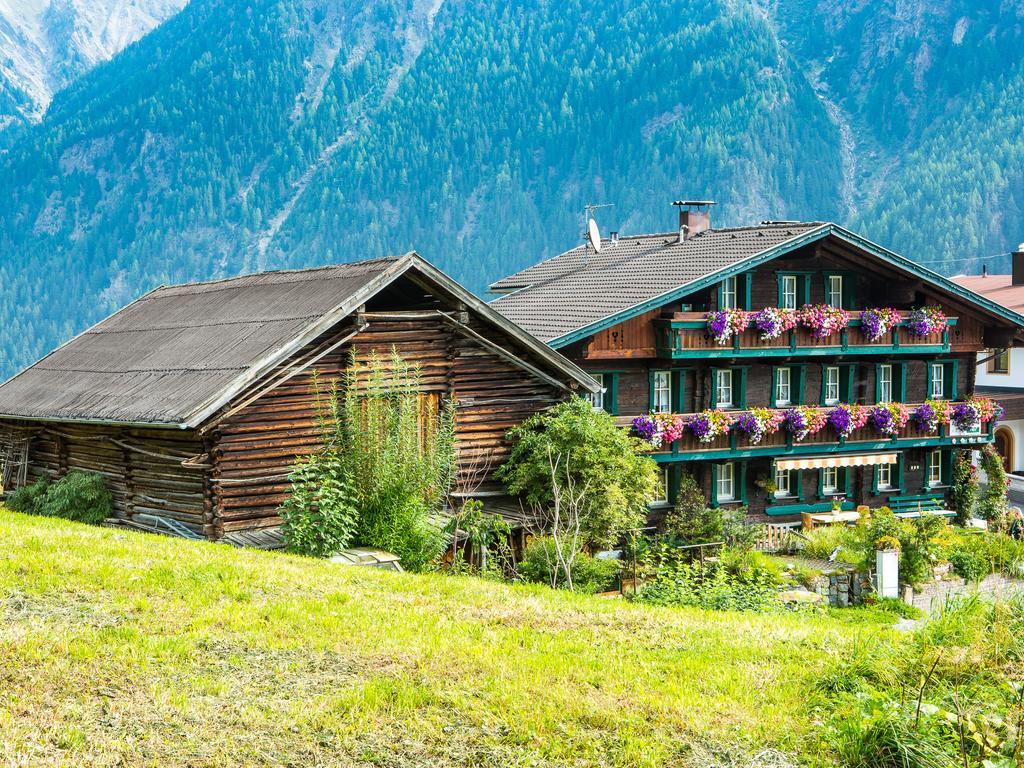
[775,452,899,471]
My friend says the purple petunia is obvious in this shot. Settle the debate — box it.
[912,403,938,433]
[951,402,981,432]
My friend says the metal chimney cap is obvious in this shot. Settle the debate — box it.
[1017,243,1024,252]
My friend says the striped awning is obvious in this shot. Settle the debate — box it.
[775,452,899,471]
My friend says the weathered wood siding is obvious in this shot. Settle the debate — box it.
[1,421,212,534]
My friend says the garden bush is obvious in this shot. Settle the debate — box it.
[518,536,621,593]
[948,550,988,582]
[10,472,113,524]
[6,478,49,515]
[664,498,760,549]
[280,450,358,558]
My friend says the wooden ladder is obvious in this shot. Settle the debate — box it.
[0,434,30,491]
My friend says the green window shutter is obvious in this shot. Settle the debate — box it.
[742,273,752,310]
[671,370,684,413]
[776,275,784,308]
[794,365,806,405]
[842,467,852,496]
[896,455,905,492]
[667,465,681,506]
[817,469,825,499]
[607,374,619,416]
[710,463,720,507]
[874,363,883,403]
[948,360,959,400]
[800,274,811,306]
[709,368,720,408]
[770,366,780,407]
[897,363,907,402]
[647,370,657,411]
[737,367,748,409]
[925,362,933,401]
[872,466,880,495]
[844,276,857,309]
[738,461,748,504]
[941,450,953,485]
[841,364,855,403]
[794,469,805,501]
[819,364,829,406]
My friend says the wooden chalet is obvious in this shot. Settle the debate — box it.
[490,203,1024,523]
[0,254,598,540]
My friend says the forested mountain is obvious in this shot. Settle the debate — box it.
[0,0,188,131]
[0,0,1021,377]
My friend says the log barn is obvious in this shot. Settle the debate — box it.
[0,254,598,540]
[490,202,1024,525]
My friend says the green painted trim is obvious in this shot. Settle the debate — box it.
[764,501,855,517]
[651,432,993,463]
[742,272,752,311]
[544,222,1024,351]
[660,344,952,360]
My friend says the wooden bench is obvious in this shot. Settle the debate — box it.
[886,494,955,519]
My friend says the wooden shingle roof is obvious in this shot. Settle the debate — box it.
[489,223,826,343]
[0,254,598,427]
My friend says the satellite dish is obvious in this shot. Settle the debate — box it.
[587,218,603,253]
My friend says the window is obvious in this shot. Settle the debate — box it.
[824,366,840,405]
[716,369,734,408]
[781,275,798,310]
[588,374,605,411]
[927,450,943,487]
[721,276,737,309]
[827,275,844,308]
[822,466,839,495]
[877,463,893,490]
[652,371,672,413]
[878,364,892,402]
[989,349,1010,375]
[776,368,792,406]
[717,462,735,502]
[653,467,670,504]
[930,363,945,399]
[775,468,792,498]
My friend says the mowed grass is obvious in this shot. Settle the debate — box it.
[0,510,893,767]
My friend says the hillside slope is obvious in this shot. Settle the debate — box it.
[0,0,840,374]
[0,0,188,130]
[0,509,883,765]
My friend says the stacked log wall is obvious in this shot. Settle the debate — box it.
[1,421,211,535]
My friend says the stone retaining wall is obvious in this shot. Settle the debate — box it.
[906,573,1024,613]
[811,569,873,607]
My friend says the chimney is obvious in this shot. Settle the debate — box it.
[673,200,716,243]
[1014,243,1024,286]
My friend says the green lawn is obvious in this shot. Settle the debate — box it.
[0,510,896,767]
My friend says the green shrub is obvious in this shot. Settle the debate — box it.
[949,449,978,525]
[978,444,1009,522]
[948,550,987,582]
[6,478,49,515]
[280,450,358,558]
[518,537,621,594]
[36,472,112,524]
[800,525,862,566]
[664,500,760,550]
[633,542,780,612]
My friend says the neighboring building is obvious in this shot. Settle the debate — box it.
[0,254,597,540]
[953,244,1024,474]
[490,203,1024,522]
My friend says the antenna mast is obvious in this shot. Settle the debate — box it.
[582,202,614,259]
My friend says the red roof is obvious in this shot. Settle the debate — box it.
[952,275,1024,314]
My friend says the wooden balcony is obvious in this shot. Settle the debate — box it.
[615,407,994,463]
[653,311,962,359]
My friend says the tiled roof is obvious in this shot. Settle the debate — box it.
[951,275,1024,314]
[489,223,826,342]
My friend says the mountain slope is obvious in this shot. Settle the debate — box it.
[0,0,842,375]
[0,0,188,130]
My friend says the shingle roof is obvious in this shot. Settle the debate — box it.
[0,255,599,427]
[489,223,826,342]
[951,275,1024,314]
[0,259,401,426]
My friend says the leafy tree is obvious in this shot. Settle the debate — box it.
[499,396,660,550]
[949,450,979,526]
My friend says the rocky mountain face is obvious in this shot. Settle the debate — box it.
[0,0,1021,378]
[0,0,187,129]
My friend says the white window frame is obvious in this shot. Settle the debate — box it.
[877,463,893,490]
[776,367,792,406]
[721,277,737,310]
[927,451,943,487]
[822,466,839,495]
[827,275,844,308]
[878,364,892,403]
[931,364,945,399]
[774,467,792,498]
[717,462,735,502]
[824,366,840,405]
[781,275,798,310]
[653,467,670,504]
[716,369,734,409]
[652,371,672,413]
[588,373,605,411]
